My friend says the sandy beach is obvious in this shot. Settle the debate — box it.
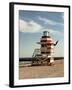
[19,59,64,79]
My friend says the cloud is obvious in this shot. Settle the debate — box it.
[49,29,62,35]
[19,19,42,33]
[19,19,28,31]
[38,16,56,25]
[38,16,63,25]
[41,28,62,36]
[19,19,62,36]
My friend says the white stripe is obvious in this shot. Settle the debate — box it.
[41,48,54,52]
[47,45,54,48]
[38,42,54,44]
[41,38,52,41]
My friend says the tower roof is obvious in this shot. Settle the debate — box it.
[43,31,50,36]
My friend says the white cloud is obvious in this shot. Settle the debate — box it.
[19,19,42,33]
[38,16,63,25]
[39,16,56,25]
[41,28,62,36]
[49,29,62,35]
[19,19,28,31]
[19,19,62,36]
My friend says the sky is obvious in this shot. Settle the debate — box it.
[19,10,64,58]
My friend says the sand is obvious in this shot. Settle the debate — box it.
[19,59,64,79]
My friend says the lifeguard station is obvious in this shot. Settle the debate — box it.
[32,31,58,66]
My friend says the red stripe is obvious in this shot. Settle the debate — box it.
[41,40,52,42]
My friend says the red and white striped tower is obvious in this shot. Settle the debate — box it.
[37,31,55,65]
